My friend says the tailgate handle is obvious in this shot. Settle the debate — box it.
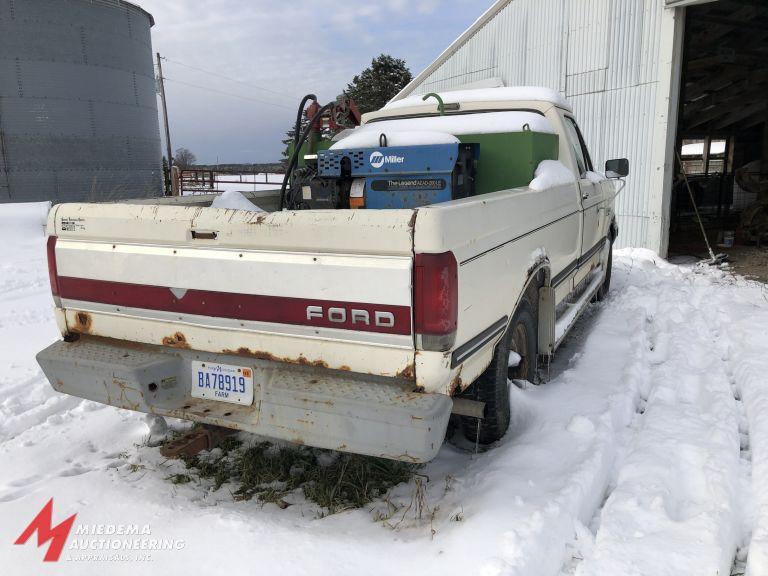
[191,230,217,240]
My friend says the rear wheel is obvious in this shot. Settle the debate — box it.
[462,295,538,444]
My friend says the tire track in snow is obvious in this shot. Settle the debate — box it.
[561,259,669,575]
[562,302,659,575]
[690,277,758,576]
[717,283,768,576]
[730,382,752,576]
[694,279,753,576]
[734,353,768,576]
[470,259,651,576]
[576,260,742,576]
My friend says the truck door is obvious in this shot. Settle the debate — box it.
[562,116,604,263]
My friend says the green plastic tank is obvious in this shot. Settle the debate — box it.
[458,129,559,195]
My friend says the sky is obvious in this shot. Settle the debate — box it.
[138,0,492,165]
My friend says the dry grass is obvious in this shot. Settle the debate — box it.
[173,437,420,516]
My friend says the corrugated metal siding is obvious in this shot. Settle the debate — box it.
[0,0,162,203]
[406,0,671,249]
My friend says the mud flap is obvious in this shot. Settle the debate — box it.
[538,285,555,357]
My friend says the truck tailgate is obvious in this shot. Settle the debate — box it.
[48,203,417,379]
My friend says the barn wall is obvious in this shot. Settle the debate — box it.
[395,0,684,253]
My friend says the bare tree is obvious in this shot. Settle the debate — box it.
[174,147,197,169]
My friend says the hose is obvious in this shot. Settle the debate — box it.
[280,94,316,210]
[279,100,336,210]
[422,92,445,115]
[293,94,316,151]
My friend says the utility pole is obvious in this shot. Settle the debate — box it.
[156,53,173,187]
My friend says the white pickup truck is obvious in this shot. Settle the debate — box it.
[37,88,628,462]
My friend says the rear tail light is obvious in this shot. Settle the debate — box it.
[414,251,458,351]
[46,235,60,297]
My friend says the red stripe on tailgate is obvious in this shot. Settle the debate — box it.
[58,277,411,335]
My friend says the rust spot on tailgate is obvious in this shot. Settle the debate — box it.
[162,332,190,349]
[222,347,277,361]
[396,362,416,381]
[296,355,328,369]
[222,348,328,369]
[73,311,92,334]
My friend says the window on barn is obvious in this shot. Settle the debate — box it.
[680,138,729,176]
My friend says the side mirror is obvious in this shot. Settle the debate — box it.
[605,158,629,178]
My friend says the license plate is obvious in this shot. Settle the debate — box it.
[191,361,254,405]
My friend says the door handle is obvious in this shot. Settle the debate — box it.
[191,230,217,240]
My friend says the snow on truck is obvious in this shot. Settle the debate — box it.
[36,87,628,463]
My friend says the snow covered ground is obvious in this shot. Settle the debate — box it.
[2,202,768,575]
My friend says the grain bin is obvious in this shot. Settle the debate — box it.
[0,0,162,203]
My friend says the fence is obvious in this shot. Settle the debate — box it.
[178,169,284,196]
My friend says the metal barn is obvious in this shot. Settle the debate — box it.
[394,0,768,256]
[0,0,162,203]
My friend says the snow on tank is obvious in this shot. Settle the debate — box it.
[356,111,555,138]
[382,86,572,113]
[330,130,459,150]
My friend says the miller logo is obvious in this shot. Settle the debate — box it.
[369,151,405,169]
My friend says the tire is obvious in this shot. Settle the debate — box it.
[596,242,613,301]
[462,295,538,445]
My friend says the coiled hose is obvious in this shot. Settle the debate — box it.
[279,97,335,210]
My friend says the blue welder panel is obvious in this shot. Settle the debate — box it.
[365,176,452,209]
[318,143,459,177]
[318,143,460,208]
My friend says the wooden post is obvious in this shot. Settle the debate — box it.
[156,53,173,185]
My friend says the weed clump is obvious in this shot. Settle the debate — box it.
[175,438,419,515]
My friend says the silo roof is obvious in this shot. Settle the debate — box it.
[76,0,155,27]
